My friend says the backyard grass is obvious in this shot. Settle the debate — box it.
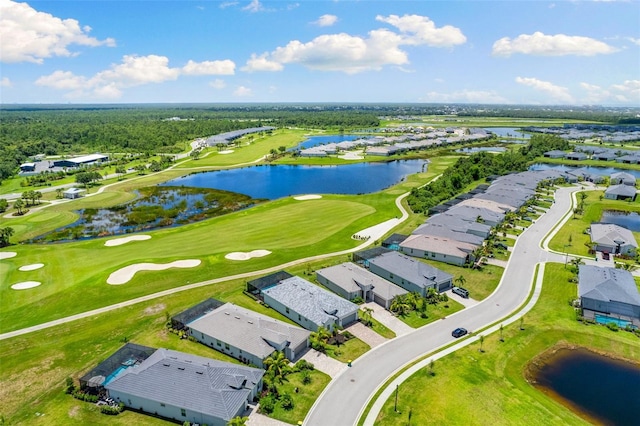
[548,190,640,258]
[374,263,640,426]
[421,261,504,301]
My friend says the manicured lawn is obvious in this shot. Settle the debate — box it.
[269,370,331,425]
[398,300,464,328]
[421,261,504,301]
[326,337,371,363]
[373,263,640,425]
[363,316,396,339]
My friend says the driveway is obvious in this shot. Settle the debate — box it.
[298,349,347,379]
[362,302,413,336]
[344,321,388,348]
[445,290,480,308]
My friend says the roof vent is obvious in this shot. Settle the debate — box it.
[178,367,185,371]
[225,312,230,315]
[248,320,253,324]
[162,363,170,367]
[235,316,240,319]
[196,371,204,375]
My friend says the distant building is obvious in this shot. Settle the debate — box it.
[604,184,637,201]
[564,152,588,161]
[610,172,636,186]
[53,154,108,168]
[104,347,263,426]
[261,275,359,332]
[543,150,566,159]
[589,223,638,256]
[19,163,36,172]
[63,188,85,199]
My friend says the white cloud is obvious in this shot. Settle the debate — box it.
[376,14,466,47]
[422,90,508,103]
[493,32,617,57]
[1,77,12,87]
[219,1,238,8]
[182,59,235,75]
[610,80,640,103]
[243,14,465,74]
[241,53,284,72]
[515,76,575,103]
[313,14,338,27]
[233,85,252,96]
[626,37,640,46]
[242,0,264,12]
[209,79,226,89]
[36,55,236,99]
[0,0,115,64]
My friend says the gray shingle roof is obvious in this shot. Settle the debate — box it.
[412,223,484,245]
[368,251,453,288]
[105,348,264,422]
[262,276,359,327]
[590,223,638,248]
[578,265,640,306]
[188,303,310,360]
[605,184,637,197]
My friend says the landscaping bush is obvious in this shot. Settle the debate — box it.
[606,322,619,332]
[294,359,315,372]
[100,403,124,415]
[71,390,98,403]
[301,370,312,385]
[259,395,276,414]
[280,393,294,410]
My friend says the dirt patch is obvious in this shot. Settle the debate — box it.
[68,405,80,418]
[143,303,166,316]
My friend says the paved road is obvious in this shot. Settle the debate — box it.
[304,185,577,426]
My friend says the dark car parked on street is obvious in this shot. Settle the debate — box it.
[452,327,468,338]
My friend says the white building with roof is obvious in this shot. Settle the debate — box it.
[187,302,309,368]
[261,276,359,332]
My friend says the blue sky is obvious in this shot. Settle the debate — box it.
[1,0,638,105]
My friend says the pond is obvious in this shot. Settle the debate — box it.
[600,210,640,232]
[484,127,531,139]
[34,186,258,242]
[161,160,427,200]
[530,346,640,425]
[529,163,640,179]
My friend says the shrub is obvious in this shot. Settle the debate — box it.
[65,377,76,394]
[100,404,123,415]
[294,359,315,372]
[301,370,312,385]
[259,395,276,414]
[606,322,619,332]
[280,393,294,410]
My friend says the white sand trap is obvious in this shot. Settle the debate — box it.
[11,281,41,290]
[225,250,272,261]
[104,235,151,247]
[107,259,201,285]
[19,263,44,271]
[294,194,322,201]
[0,252,17,260]
[353,218,401,241]
[219,150,234,154]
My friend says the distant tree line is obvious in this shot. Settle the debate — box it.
[407,134,570,214]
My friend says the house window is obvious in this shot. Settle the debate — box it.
[286,307,290,314]
[390,274,394,279]
[298,314,301,321]
[160,403,165,407]
[225,343,230,350]
[217,340,221,346]
[181,408,186,417]
[431,253,435,257]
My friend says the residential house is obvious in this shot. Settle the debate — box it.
[104,347,264,426]
[186,302,310,368]
[63,188,85,199]
[589,223,638,256]
[578,265,640,324]
[399,234,478,267]
[316,262,407,309]
[53,153,108,168]
[543,150,566,158]
[604,184,637,201]
[610,172,636,186]
[261,276,359,332]
[565,152,588,161]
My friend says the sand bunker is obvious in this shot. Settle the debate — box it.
[294,194,322,201]
[0,252,17,260]
[225,250,272,261]
[19,263,44,271]
[219,150,234,154]
[104,235,151,247]
[11,281,41,290]
[107,259,201,285]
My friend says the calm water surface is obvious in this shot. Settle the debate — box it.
[530,163,640,179]
[533,347,640,425]
[162,160,427,199]
[601,210,640,231]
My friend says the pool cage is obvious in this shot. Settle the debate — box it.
[170,298,225,330]
[246,271,293,300]
[79,343,155,393]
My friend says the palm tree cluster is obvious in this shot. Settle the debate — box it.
[389,290,444,317]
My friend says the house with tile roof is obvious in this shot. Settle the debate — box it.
[610,172,636,186]
[589,223,638,256]
[399,234,478,267]
[578,265,640,324]
[186,302,310,368]
[104,347,264,426]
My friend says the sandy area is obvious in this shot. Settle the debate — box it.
[19,263,44,271]
[0,252,17,260]
[293,194,322,201]
[219,150,234,154]
[104,235,151,247]
[107,259,201,285]
[339,150,364,160]
[352,218,401,240]
[225,250,272,261]
[11,281,41,290]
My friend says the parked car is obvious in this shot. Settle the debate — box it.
[452,327,468,338]
[452,286,470,298]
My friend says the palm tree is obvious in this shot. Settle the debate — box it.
[227,415,249,426]
[455,275,466,288]
[390,295,411,316]
[13,198,24,215]
[264,351,290,387]
[478,334,485,352]
[0,227,14,247]
[360,307,374,327]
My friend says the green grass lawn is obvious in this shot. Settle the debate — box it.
[373,263,640,426]
[326,337,371,363]
[422,261,504,301]
[269,370,331,425]
[398,300,465,328]
[362,316,396,339]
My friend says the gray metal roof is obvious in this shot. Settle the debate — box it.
[611,172,636,184]
[578,265,640,306]
[188,303,310,360]
[590,223,638,248]
[444,204,505,224]
[400,234,477,258]
[105,348,264,422]
[316,262,407,300]
[262,276,359,327]
[368,251,453,287]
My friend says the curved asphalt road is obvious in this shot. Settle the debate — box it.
[305,185,578,426]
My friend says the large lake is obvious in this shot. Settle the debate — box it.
[162,160,427,200]
[530,163,640,179]
[294,134,365,150]
[531,347,640,425]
